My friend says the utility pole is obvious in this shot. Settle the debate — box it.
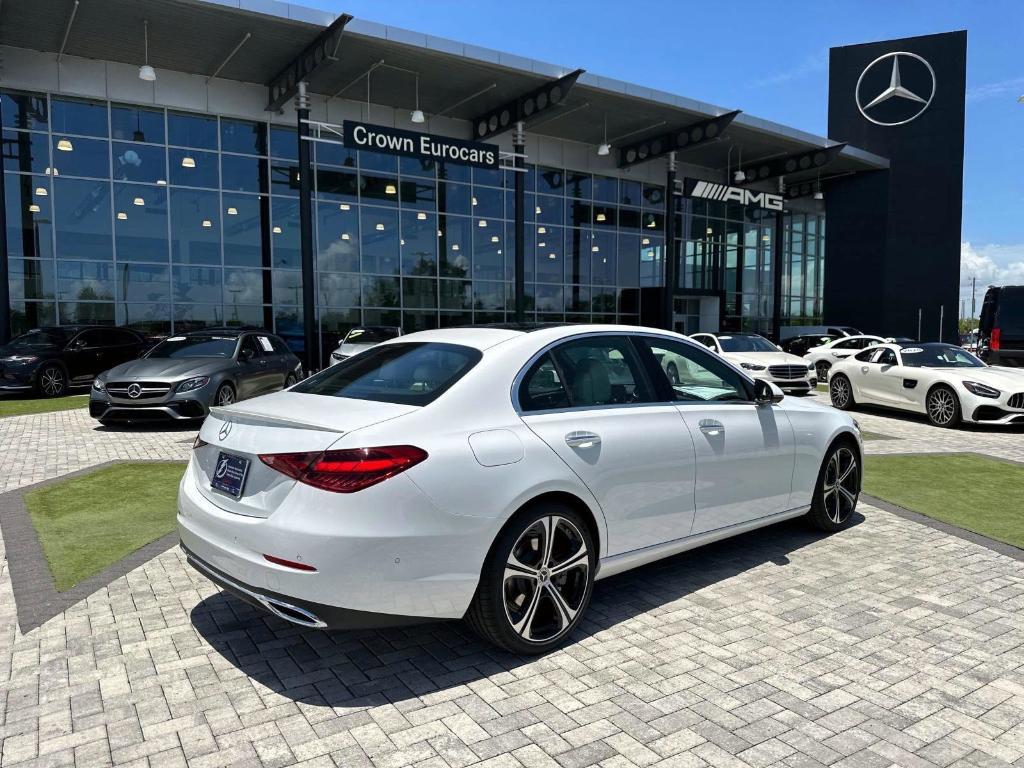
[971,276,976,321]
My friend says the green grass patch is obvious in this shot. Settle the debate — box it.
[861,431,894,441]
[0,394,88,418]
[863,454,1024,549]
[25,462,187,591]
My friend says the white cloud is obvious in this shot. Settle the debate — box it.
[959,241,1024,313]
[751,49,828,87]
[967,76,1024,102]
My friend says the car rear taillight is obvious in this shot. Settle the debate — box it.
[991,327,1001,350]
[259,446,427,493]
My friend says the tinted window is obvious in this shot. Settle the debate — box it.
[717,334,777,353]
[269,336,291,355]
[995,287,1024,332]
[293,342,481,406]
[548,336,652,408]
[100,329,139,346]
[74,329,106,348]
[692,335,716,350]
[854,348,877,362]
[832,339,860,350]
[7,329,67,349]
[641,338,748,402]
[520,354,571,411]
[876,349,898,366]
[147,336,237,358]
[240,335,264,359]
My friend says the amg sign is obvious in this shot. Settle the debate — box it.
[344,121,499,169]
[684,178,784,211]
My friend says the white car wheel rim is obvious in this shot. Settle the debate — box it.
[928,389,955,424]
[41,368,63,396]
[822,447,858,525]
[830,377,850,408]
[503,516,589,644]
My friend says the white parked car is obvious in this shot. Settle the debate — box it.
[828,342,1024,428]
[179,324,862,654]
[805,335,886,382]
[690,332,816,393]
[329,326,402,365]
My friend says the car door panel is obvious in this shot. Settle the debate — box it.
[634,336,796,536]
[522,407,697,555]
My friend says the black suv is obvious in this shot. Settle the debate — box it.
[0,326,146,397]
[979,286,1024,367]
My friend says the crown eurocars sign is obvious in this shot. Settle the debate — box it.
[343,121,500,170]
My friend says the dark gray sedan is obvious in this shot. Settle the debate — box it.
[89,329,302,424]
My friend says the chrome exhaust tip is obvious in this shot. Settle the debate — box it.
[259,596,327,628]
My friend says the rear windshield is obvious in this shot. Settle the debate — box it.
[996,287,1024,332]
[146,336,238,358]
[344,327,399,344]
[294,342,481,405]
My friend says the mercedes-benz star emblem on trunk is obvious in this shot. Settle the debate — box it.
[127,383,142,399]
[219,421,232,441]
[855,51,936,127]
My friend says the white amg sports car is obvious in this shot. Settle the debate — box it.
[179,324,862,654]
[690,332,816,393]
[828,342,1024,428]
[805,335,886,382]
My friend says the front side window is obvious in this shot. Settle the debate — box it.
[854,348,878,362]
[876,349,898,366]
[641,338,748,402]
[293,342,481,406]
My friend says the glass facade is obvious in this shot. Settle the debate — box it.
[2,88,823,351]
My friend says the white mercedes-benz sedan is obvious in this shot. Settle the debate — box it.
[804,334,886,382]
[690,332,817,393]
[179,324,862,654]
[828,342,1024,428]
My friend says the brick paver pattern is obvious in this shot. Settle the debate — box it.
[0,399,1022,767]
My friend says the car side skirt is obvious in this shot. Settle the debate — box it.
[596,505,811,580]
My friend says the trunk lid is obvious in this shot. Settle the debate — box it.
[193,391,418,517]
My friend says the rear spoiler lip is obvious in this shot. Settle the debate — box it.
[209,405,347,434]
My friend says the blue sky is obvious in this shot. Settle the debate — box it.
[304,0,1024,309]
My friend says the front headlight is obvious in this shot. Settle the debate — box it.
[740,362,766,371]
[92,378,105,393]
[963,380,1000,398]
[5,355,38,364]
[176,376,210,393]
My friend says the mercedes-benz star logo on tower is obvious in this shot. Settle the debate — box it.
[127,383,142,399]
[855,51,936,127]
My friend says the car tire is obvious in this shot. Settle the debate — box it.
[36,363,68,398]
[925,384,961,428]
[466,502,595,655]
[214,383,236,407]
[829,374,856,411]
[815,360,831,382]
[666,362,680,385]
[284,373,297,388]
[806,439,860,532]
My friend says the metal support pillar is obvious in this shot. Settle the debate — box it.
[662,152,677,330]
[296,82,318,373]
[0,166,9,344]
[513,121,525,323]
[771,208,784,342]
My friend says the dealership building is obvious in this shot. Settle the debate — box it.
[0,1,965,366]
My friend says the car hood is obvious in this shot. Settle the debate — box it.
[940,367,1024,390]
[102,357,231,381]
[723,351,809,367]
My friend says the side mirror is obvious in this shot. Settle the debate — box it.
[754,379,784,406]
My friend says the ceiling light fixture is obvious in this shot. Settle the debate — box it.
[57,138,73,152]
[340,203,350,210]
[478,219,487,227]
[272,225,282,233]
[28,204,41,213]
[139,21,156,81]
[491,235,499,243]
[181,156,196,168]
[375,223,385,231]
[385,183,397,195]
[116,211,127,220]
[416,212,427,220]
[341,233,350,240]
[226,206,238,215]
[597,114,611,156]
[452,244,460,251]
[203,219,213,228]
[156,179,166,185]
[596,212,606,222]
[34,187,47,196]
[133,196,145,206]
[411,74,425,124]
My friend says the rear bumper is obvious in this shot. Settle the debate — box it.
[177,458,492,626]
[182,542,429,630]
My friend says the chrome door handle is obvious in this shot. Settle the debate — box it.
[698,419,725,436]
[565,431,601,449]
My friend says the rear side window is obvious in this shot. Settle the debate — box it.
[293,342,481,406]
[996,287,1024,332]
[854,348,877,362]
[270,336,291,355]
[520,355,570,411]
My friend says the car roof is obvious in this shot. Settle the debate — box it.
[385,323,695,352]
